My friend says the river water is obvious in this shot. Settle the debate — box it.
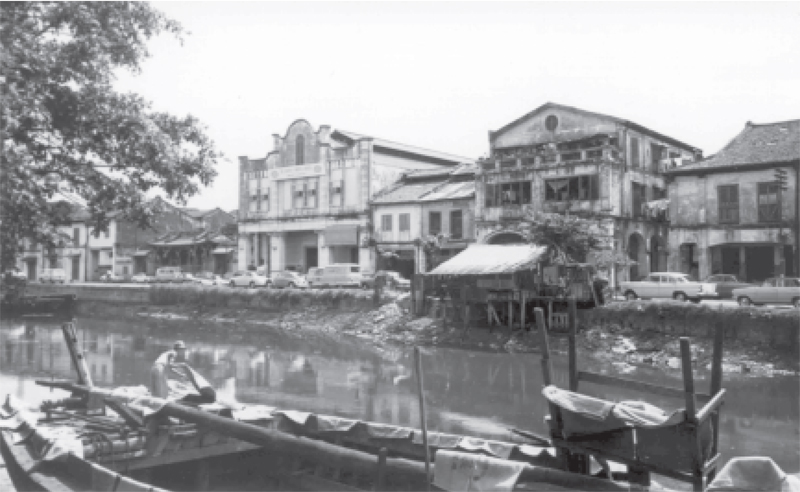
[1,316,798,486]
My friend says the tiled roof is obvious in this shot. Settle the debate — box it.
[429,245,547,275]
[405,168,454,179]
[419,181,475,202]
[668,120,800,172]
[333,130,474,165]
[372,180,447,204]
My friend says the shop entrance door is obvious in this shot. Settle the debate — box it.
[305,247,318,273]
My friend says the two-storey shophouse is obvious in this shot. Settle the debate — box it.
[475,103,701,285]
[666,120,799,281]
[237,120,473,274]
[370,164,476,276]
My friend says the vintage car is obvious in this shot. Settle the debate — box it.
[228,270,270,288]
[269,271,309,289]
[130,273,154,283]
[620,272,718,302]
[192,271,225,286]
[732,277,800,307]
[361,271,411,291]
[703,274,755,299]
[40,268,67,284]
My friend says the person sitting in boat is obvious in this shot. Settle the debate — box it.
[151,341,216,404]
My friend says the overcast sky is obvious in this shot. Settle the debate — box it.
[114,1,800,211]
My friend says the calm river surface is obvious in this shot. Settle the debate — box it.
[1,316,798,483]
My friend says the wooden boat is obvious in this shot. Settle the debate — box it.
[0,322,634,491]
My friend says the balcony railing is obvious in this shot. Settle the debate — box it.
[241,206,364,221]
[481,146,621,172]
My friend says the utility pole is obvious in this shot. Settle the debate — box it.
[775,168,788,275]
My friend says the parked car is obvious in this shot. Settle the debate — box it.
[733,277,800,307]
[131,273,154,283]
[228,270,270,288]
[620,272,718,302]
[193,271,224,286]
[702,274,755,299]
[155,266,183,283]
[361,271,411,290]
[269,271,309,289]
[312,264,362,289]
[40,268,67,284]
[306,267,325,288]
[100,272,125,283]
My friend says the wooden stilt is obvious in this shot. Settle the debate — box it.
[520,291,526,333]
[414,347,432,492]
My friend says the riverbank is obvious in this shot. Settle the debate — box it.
[70,291,800,377]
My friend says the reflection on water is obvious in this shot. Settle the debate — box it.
[1,317,798,476]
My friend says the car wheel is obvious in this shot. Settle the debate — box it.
[229,281,236,288]
[793,297,800,309]
[738,296,752,307]
[361,283,369,290]
[288,282,295,289]
[308,282,314,289]
[248,282,255,289]
[674,292,688,302]
[624,291,637,301]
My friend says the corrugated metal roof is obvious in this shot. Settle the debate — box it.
[420,181,475,202]
[428,244,547,275]
[334,129,475,164]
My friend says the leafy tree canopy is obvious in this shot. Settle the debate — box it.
[1,2,220,269]
[524,212,608,264]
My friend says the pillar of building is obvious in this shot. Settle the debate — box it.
[739,246,747,281]
[417,247,427,274]
[261,234,271,274]
[237,234,248,271]
[269,233,285,273]
[316,231,329,268]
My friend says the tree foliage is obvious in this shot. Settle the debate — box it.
[524,212,608,264]
[0,2,220,269]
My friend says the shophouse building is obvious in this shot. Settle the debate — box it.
[666,120,799,281]
[371,164,476,276]
[15,196,213,281]
[475,102,701,285]
[237,120,472,274]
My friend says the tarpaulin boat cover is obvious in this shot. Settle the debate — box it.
[428,244,546,276]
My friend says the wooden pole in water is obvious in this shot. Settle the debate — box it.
[414,346,432,491]
[61,321,93,387]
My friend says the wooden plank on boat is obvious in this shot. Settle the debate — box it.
[291,471,364,492]
[109,439,260,471]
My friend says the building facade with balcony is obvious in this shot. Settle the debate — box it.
[475,102,701,284]
[370,165,476,277]
[666,120,799,282]
[238,120,473,274]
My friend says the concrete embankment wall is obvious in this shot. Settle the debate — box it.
[25,283,151,303]
[579,301,800,352]
[24,283,378,311]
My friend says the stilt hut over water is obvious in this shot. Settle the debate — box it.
[421,244,601,331]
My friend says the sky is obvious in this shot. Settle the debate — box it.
[114,1,800,211]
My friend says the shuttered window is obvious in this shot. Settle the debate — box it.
[429,212,442,235]
[450,210,463,239]
[399,213,410,232]
[758,182,780,222]
[718,185,739,224]
[381,214,393,232]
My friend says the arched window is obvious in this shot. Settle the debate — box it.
[296,135,305,165]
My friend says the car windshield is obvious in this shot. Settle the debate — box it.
[676,276,689,283]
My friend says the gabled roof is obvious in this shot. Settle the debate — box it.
[667,120,800,175]
[332,129,474,165]
[371,179,447,204]
[429,244,547,275]
[491,102,700,153]
[419,181,475,202]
